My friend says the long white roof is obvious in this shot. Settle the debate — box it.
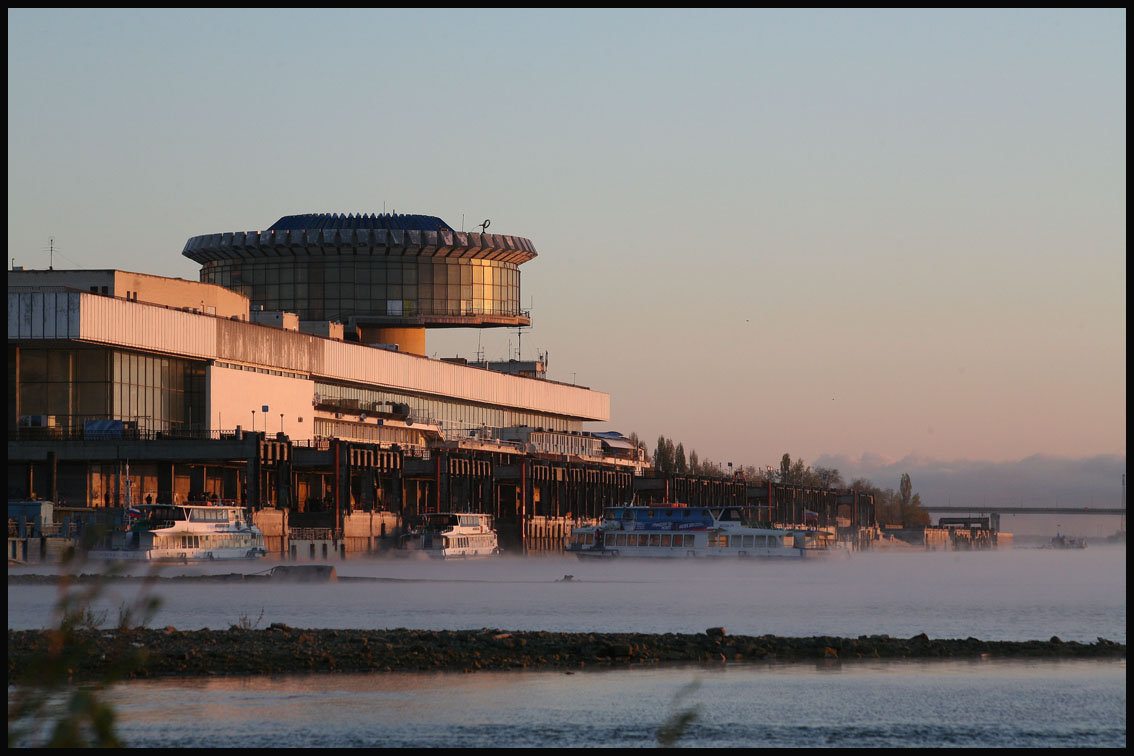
[8,290,609,421]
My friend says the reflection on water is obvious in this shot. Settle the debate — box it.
[49,659,1123,748]
[8,547,1127,643]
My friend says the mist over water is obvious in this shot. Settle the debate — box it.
[8,546,1126,643]
[9,548,1126,748]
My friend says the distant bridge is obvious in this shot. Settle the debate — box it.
[926,506,1125,516]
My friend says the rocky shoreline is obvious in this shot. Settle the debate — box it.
[7,626,1125,682]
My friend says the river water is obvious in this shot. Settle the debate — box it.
[8,546,1127,747]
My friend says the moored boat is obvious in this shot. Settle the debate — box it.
[565,503,842,560]
[1045,532,1088,549]
[88,503,268,562]
[397,512,500,559]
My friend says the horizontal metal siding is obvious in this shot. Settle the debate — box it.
[77,294,217,358]
[215,319,322,373]
[321,340,609,420]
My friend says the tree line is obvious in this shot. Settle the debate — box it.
[627,435,931,528]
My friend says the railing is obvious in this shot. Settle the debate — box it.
[9,424,270,443]
[289,528,336,541]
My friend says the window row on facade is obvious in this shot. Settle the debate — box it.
[11,346,580,440]
[314,382,578,437]
[13,347,204,433]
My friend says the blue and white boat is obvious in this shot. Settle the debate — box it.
[565,503,841,560]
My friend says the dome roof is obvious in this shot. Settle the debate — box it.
[267,213,453,233]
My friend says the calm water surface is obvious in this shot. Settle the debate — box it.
[14,660,1126,748]
[8,546,1126,748]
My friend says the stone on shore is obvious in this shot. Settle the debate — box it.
[6,628,1125,683]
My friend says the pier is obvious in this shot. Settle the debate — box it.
[8,431,881,562]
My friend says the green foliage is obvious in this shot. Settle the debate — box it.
[627,432,644,454]
[854,474,931,527]
[653,436,674,474]
[776,453,823,487]
[7,526,162,748]
[907,493,931,526]
[650,434,759,480]
[814,465,845,489]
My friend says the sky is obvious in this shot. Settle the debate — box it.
[7,9,1126,527]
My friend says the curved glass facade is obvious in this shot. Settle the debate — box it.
[199,256,521,322]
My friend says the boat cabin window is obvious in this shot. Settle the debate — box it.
[189,508,230,522]
[144,506,185,521]
[718,508,743,522]
[421,514,459,530]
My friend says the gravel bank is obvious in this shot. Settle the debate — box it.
[8,626,1125,682]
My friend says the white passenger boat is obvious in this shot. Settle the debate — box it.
[398,512,501,559]
[565,503,841,560]
[88,503,268,562]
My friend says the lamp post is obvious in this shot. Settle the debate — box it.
[280,413,284,434]
[251,410,255,434]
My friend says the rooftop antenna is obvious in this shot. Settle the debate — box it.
[478,218,491,233]
[49,237,54,270]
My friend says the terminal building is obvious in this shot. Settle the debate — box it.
[8,211,871,557]
[9,214,605,446]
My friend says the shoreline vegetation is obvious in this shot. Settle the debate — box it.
[8,626,1125,682]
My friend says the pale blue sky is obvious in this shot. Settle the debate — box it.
[8,9,1126,510]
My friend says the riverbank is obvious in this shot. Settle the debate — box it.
[7,626,1125,682]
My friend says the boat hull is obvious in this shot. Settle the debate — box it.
[566,545,821,560]
[87,547,267,562]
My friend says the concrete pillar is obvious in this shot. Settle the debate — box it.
[277,458,292,510]
[47,452,58,503]
[357,325,426,356]
[190,466,207,499]
[157,463,174,504]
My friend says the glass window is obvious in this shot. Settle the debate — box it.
[21,350,47,383]
[48,351,71,382]
[77,383,108,416]
[21,382,46,413]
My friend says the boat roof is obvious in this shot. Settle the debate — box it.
[140,503,243,510]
